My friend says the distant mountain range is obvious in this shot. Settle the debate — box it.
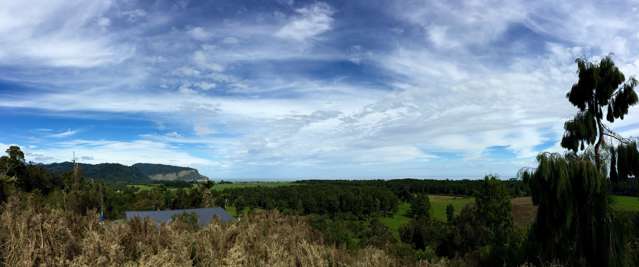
[40,162,209,183]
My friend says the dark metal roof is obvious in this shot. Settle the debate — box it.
[125,207,235,225]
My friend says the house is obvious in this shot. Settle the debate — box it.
[125,207,235,226]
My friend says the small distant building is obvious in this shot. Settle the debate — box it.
[125,207,235,226]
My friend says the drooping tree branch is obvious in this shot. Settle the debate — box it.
[601,123,635,145]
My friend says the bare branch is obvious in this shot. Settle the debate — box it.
[601,124,635,144]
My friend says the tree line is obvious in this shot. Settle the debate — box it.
[298,178,530,199]
[220,184,399,217]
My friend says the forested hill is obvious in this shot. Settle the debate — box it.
[40,162,209,183]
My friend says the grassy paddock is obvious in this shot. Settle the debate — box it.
[380,195,546,236]
[379,202,410,239]
[429,195,474,221]
[610,195,639,212]
[380,195,474,238]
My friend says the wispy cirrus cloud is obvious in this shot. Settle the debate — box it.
[48,129,78,138]
[0,0,135,68]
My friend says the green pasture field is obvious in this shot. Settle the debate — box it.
[379,195,474,238]
[379,202,410,239]
[429,195,474,221]
[610,195,639,212]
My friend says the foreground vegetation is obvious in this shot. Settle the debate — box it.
[0,195,405,266]
[3,144,639,266]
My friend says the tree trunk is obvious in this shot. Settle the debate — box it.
[595,119,605,170]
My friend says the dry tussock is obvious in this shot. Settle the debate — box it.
[0,195,437,266]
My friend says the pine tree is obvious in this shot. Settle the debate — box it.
[446,204,455,222]
[408,194,431,219]
[561,56,638,169]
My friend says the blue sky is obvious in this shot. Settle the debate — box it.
[1,0,639,179]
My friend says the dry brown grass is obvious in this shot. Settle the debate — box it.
[511,197,536,229]
[0,195,441,267]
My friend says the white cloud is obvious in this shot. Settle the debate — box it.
[174,66,201,76]
[175,81,215,93]
[0,0,134,68]
[194,123,215,136]
[395,0,639,60]
[195,81,216,90]
[48,129,78,138]
[192,50,225,72]
[222,37,239,44]
[523,1,639,58]
[427,26,458,49]
[98,17,111,28]
[353,146,435,164]
[178,84,197,95]
[275,2,334,41]
[397,0,526,49]
[369,46,575,160]
[120,9,147,22]
[188,26,211,41]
